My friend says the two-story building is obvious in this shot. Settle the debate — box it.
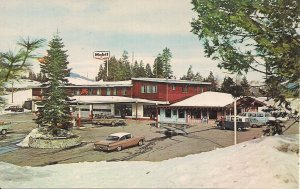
[31,77,211,120]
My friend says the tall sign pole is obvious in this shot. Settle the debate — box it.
[93,51,110,77]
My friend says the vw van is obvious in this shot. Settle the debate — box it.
[240,112,274,127]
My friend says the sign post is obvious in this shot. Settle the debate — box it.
[93,51,110,77]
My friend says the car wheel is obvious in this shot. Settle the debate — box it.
[116,146,122,151]
[111,121,116,126]
[138,140,144,146]
[251,124,257,128]
[237,127,242,132]
[1,129,7,135]
[223,127,226,130]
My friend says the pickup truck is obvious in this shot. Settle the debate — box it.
[0,121,12,135]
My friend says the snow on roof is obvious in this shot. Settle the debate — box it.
[110,132,131,138]
[132,77,211,85]
[67,77,132,86]
[1,134,298,188]
[72,96,168,105]
[3,79,41,89]
[171,91,235,107]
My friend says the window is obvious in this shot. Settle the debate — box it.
[165,109,171,118]
[257,113,264,117]
[182,85,188,93]
[113,88,117,96]
[106,88,111,95]
[89,88,93,95]
[122,88,127,96]
[141,85,146,93]
[75,89,80,95]
[119,136,126,141]
[143,105,155,117]
[172,84,176,90]
[172,110,177,116]
[97,88,101,95]
[152,85,157,93]
[146,85,152,93]
[178,109,185,118]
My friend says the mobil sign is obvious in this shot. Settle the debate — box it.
[93,51,110,60]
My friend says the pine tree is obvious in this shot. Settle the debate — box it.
[161,47,173,78]
[132,61,139,77]
[138,60,146,77]
[35,34,72,135]
[205,71,218,91]
[121,51,132,80]
[96,65,105,81]
[145,63,153,78]
[240,76,251,96]
[153,54,164,78]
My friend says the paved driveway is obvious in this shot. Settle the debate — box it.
[0,113,298,166]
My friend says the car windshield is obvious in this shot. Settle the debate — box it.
[106,136,119,141]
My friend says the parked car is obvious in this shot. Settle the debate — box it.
[0,121,12,135]
[240,112,273,126]
[4,105,24,112]
[248,118,264,128]
[94,132,145,152]
[218,116,250,131]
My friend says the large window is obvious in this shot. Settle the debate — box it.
[146,85,152,93]
[141,86,146,93]
[143,105,155,117]
[165,109,171,118]
[106,88,111,95]
[97,88,101,95]
[115,104,132,117]
[178,109,185,118]
[113,88,117,96]
[141,85,157,93]
[152,85,157,93]
[122,88,127,96]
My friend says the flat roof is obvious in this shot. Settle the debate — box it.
[131,78,211,85]
[71,95,169,105]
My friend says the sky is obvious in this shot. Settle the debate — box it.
[0,0,265,82]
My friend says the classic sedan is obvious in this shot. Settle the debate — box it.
[94,132,145,152]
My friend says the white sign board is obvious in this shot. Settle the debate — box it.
[93,51,110,60]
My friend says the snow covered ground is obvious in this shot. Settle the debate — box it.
[0,134,298,188]
[0,89,32,115]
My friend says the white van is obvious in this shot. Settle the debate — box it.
[240,112,273,127]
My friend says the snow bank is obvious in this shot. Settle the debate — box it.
[0,134,298,188]
[16,128,43,147]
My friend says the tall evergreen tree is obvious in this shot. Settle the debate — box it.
[35,34,72,135]
[240,76,251,96]
[132,60,140,77]
[153,54,164,78]
[161,47,173,78]
[96,64,105,81]
[205,71,218,91]
[145,63,153,78]
[121,51,132,80]
[137,60,146,77]
[220,76,243,97]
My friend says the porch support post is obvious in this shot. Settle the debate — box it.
[156,103,158,127]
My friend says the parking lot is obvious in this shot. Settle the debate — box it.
[0,112,298,166]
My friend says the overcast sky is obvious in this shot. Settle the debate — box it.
[0,0,264,82]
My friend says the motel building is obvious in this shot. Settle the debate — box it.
[31,77,211,120]
[158,91,266,125]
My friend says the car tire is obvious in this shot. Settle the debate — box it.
[1,129,7,135]
[251,124,257,128]
[222,127,226,130]
[116,146,122,151]
[111,121,116,126]
[138,140,144,146]
[237,127,242,132]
